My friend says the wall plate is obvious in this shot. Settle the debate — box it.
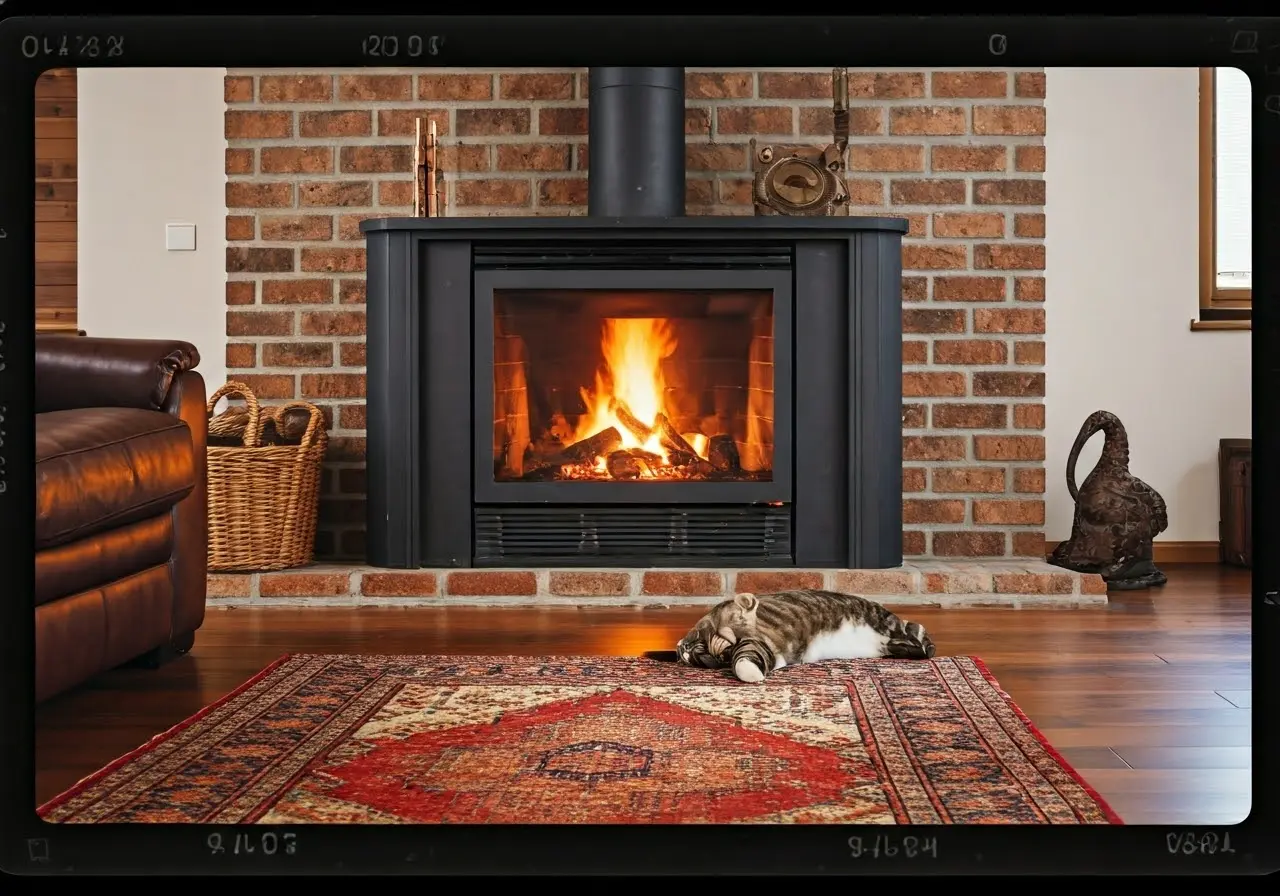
[165,223,197,251]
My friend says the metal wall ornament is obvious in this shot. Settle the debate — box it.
[1048,410,1170,591]
[751,68,851,217]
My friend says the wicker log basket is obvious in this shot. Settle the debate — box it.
[205,381,328,572]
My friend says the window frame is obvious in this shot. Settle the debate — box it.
[1197,67,1251,328]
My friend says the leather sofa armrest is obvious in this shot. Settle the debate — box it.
[35,335,201,414]
[162,369,209,641]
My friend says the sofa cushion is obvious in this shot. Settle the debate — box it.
[36,408,196,551]
[35,513,174,607]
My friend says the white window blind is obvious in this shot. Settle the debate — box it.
[1214,67,1251,290]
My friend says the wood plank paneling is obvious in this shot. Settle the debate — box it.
[37,242,76,263]
[36,138,76,160]
[35,222,76,242]
[35,160,77,180]
[35,285,76,305]
[35,98,77,118]
[35,182,76,202]
[36,262,76,286]
[35,68,77,332]
[35,201,76,222]
[36,68,76,98]
[36,307,79,329]
[35,119,77,140]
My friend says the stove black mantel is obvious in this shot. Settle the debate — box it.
[363,216,906,570]
[362,67,905,571]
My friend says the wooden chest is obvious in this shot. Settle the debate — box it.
[1218,438,1252,568]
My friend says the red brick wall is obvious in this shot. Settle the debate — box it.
[223,67,1047,561]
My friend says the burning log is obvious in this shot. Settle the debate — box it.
[519,439,572,479]
[707,434,741,473]
[627,447,664,477]
[518,464,563,482]
[562,426,623,464]
[520,452,561,478]
[666,448,698,467]
[609,398,653,444]
[654,413,698,460]
[654,414,701,467]
[627,447,663,467]
[520,425,622,478]
[606,450,643,480]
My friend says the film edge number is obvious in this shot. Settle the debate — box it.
[21,34,124,58]
[361,34,444,58]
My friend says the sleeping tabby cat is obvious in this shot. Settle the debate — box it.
[676,589,935,683]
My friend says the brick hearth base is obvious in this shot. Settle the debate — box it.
[207,561,1106,608]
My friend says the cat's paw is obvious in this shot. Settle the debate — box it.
[733,658,766,683]
[906,621,936,658]
[884,622,936,659]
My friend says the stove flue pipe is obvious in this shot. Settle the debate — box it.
[586,67,687,218]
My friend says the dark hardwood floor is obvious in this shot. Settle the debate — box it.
[35,563,1252,824]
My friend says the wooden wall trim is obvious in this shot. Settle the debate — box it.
[1198,67,1251,316]
[1045,540,1224,564]
[35,67,77,332]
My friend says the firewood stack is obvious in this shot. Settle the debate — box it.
[208,405,314,448]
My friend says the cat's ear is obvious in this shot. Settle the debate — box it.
[733,592,758,612]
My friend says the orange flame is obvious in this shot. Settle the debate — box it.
[573,318,678,460]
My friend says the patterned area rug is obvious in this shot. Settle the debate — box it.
[39,654,1121,824]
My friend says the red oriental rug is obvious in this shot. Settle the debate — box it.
[38,654,1121,825]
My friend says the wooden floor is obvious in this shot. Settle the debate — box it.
[35,563,1252,824]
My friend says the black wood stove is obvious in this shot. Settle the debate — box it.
[363,67,907,570]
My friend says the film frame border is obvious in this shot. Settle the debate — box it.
[0,12,1275,876]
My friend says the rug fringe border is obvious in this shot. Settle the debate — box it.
[966,655,1126,825]
[36,653,298,818]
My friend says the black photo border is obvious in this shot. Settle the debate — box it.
[0,12,1277,877]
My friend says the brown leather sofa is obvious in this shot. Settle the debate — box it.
[35,335,208,702]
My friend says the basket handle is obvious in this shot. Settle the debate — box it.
[271,401,327,451]
[206,381,263,448]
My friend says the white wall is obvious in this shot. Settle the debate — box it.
[78,68,228,393]
[1044,68,1251,542]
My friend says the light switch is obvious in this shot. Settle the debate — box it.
[165,223,197,251]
